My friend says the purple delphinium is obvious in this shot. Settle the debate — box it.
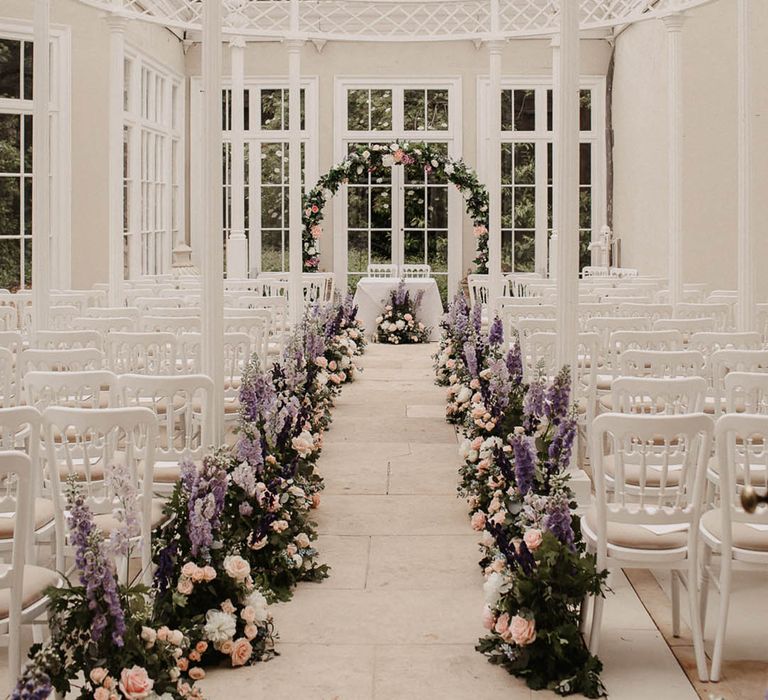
[545,493,576,551]
[11,652,54,700]
[471,301,483,333]
[463,341,478,378]
[104,461,140,559]
[523,378,545,432]
[510,431,538,495]
[506,342,523,386]
[237,432,264,469]
[181,454,228,560]
[486,358,512,417]
[153,541,177,593]
[394,280,408,306]
[66,481,126,646]
[544,366,571,425]
[488,316,504,346]
[239,358,278,424]
[547,416,577,475]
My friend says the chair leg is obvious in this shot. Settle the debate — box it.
[700,545,712,632]
[579,594,591,636]
[588,591,605,655]
[686,557,709,682]
[671,570,681,638]
[710,554,732,682]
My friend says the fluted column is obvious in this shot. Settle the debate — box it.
[663,13,685,310]
[287,32,304,325]
[487,34,503,313]
[227,36,248,279]
[554,0,580,372]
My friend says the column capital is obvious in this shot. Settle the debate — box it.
[285,37,305,53]
[662,12,686,32]
[550,34,561,49]
[229,35,246,50]
[105,12,129,32]
[485,37,505,53]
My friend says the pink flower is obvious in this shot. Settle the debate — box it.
[244,623,258,640]
[119,666,154,700]
[523,528,543,552]
[188,667,206,681]
[508,615,537,646]
[90,668,109,685]
[311,204,319,213]
[94,688,111,700]
[482,605,496,630]
[470,511,487,531]
[311,224,322,239]
[177,578,193,595]
[393,149,404,163]
[223,555,251,581]
[473,224,488,238]
[311,493,321,509]
[494,612,510,636]
[202,565,217,582]
[230,638,253,667]
[471,436,483,450]
[220,599,236,615]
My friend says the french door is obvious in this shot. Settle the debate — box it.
[336,80,462,304]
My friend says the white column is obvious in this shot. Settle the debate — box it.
[663,13,685,310]
[737,0,754,331]
[554,0,580,372]
[287,23,304,325]
[227,36,249,279]
[107,13,127,306]
[548,35,560,279]
[487,32,503,313]
[31,0,51,335]
[201,0,224,442]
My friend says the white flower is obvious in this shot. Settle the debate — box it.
[444,162,454,175]
[242,590,270,623]
[390,143,399,151]
[204,609,237,643]
[375,316,383,324]
[431,159,438,168]
[382,154,395,167]
[457,386,472,404]
[292,554,304,568]
[307,246,317,255]
[288,485,306,499]
[292,430,315,456]
[362,150,371,160]
[388,323,397,332]
[483,572,505,607]
[396,320,405,330]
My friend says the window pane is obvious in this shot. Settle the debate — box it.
[427,187,447,229]
[24,177,32,234]
[580,231,591,270]
[0,39,21,100]
[579,187,592,229]
[261,89,283,130]
[261,230,283,272]
[348,230,368,272]
[427,230,448,272]
[580,89,592,131]
[0,115,21,173]
[514,231,535,272]
[24,237,31,288]
[347,89,368,131]
[23,41,33,101]
[514,142,535,185]
[501,188,513,229]
[514,89,535,131]
[0,178,20,235]
[547,89,553,131]
[404,230,424,264]
[261,143,283,184]
[427,89,449,130]
[370,89,392,130]
[347,187,368,229]
[0,239,20,290]
[370,188,391,228]
[501,90,513,131]
[501,229,513,272]
[261,187,283,228]
[514,187,535,229]
[283,88,306,131]
[404,187,425,229]
[580,143,591,185]
[501,143,513,185]
[370,230,391,264]
[404,89,425,131]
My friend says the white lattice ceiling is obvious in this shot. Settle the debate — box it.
[77,0,716,40]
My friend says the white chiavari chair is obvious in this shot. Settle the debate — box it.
[653,317,717,344]
[18,348,104,375]
[0,307,17,332]
[619,349,706,379]
[106,332,177,375]
[72,316,136,333]
[24,370,117,413]
[584,412,713,681]
[34,330,103,351]
[0,348,18,409]
[140,315,201,335]
[676,303,731,332]
[617,303,673,322]
[400,264,431,279]
[706,349,768,418]
[366,264,398,279]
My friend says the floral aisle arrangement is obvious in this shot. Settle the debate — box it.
[14,475,202,700]
[375,280,431,345]
[302,141,490,273]
[434,294,608,698]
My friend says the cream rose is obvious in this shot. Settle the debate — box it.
[176,577,193,595]
[118,666,154,700]
[224,555,251,581]
[89,667,109,685]
[294,532,311,549]
[508,615,537,646]
[230,638,253,667]
[523,528,543,552]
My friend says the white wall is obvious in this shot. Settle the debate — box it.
[612,0,768,298]
[1,0,185,289]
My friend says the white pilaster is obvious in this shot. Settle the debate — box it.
[486,1,503,313]
[548,35,560,279]
[31,0,51,336]
[227,36,248,279]
[201,0,225,442]
[554,0,580,372]
[107,12,127,306]
[736,0,754,331]
[287,1,304,325]
[663,13,685,310]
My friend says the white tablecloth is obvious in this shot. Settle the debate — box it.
[353,277,443,341]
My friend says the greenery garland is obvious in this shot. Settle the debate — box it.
[302,141,491,274]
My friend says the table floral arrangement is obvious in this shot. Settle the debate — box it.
[12,296,366,698]
[375,280,431,344]
[434,294,608,698]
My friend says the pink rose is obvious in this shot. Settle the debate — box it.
[188,667,206,681]
[230,638,253,667]
[471,437,483,450]
[181,562,197,579]
[94,688,111,700]
[90,667,109,685]
[190,567,204,583]
[470,512,487,531]
[241,606,256,624]
[250,536,268,551]
[311,224,322,239]
[223,555,251,581]
[119,666,154,700]
[244,624,258,640]
[508,615,537,646]
[220,599,236,615]
[482,605,495,630]
[177,578,193,595]
[311,494,321,509]
[523,528,543,552]
[219,640,234,655]
[494,612,510,636]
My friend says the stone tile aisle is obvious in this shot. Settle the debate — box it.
[201,343,699,700]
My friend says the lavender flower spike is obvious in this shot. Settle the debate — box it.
[544,365,571,424]
[510,431,538,495]
[488,317,504,346]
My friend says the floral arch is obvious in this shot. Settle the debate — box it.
[301,141,491,275]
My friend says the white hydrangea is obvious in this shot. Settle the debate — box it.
[204,609,237,643]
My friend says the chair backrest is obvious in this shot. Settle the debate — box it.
[617,303,673,322]
[367,264,398,279]
[18,348,104,374]
[24,370,117,412]
[106,332,177,375]
[0,408,42,521]
[611,376,707,415]
[140,315,201,335]
[714,413,768,539]
[675,303,731,331]
[517,317,557,340]
[85,306,141,322]
[467,275,490,308]
[501,304,556,339]
[594,286,650,299]
[619,349,706,378]
[0,347,18,408]
[590,412,713,528]
[223,315,267,366]
[117,374,212,466]
[34,330,103,351]
[584,316,652,350]
[688,331,762,356]
[524,332,598,405]
[0,331,23,356]
[653,317,717,342]
[0,305,18,331]
[724,371,768,414]
[582,266,610,278]
[401,264,431,279]
[72,316,135,333]
[709,350,768,417]
[26,305,80,331]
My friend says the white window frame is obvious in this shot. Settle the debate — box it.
[477,75,606,275]
[333,76,463,297]
[123,47,183,279]
[0,18,71,289]
[189,76,318,275]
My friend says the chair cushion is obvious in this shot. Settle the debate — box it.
[93,498,169,533]
[583,507,688,550]
[700,508,768,552]
[602,453,683,487]
[0,565,60,619]
[596,374,613,391]
[0,499,55,539]
[153,460,182,484]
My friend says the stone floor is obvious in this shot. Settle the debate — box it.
[201,343,701,700]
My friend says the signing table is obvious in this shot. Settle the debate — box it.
[353,277,444,341]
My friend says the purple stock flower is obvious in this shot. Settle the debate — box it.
[463,341,478,378]
[237,433,264,468]
[523,379,545,431]
[506,342,523,385]
[488,317,504,346]
[181,454,228,560]
[545,494,576,550]
[547,417,577,475]
[511,432,538,495]
[66,481,126,646]
[544,366,571,424]
[486,358,511,416]
[471,301,482,333]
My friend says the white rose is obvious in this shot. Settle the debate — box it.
[382,154,395,167]
[445,162,454,175]
[223,555,251,581]
[307,246,317,255]
[242,590,270,623]
[204,609,237,643]
[294,532,311,549]
[396,320,405,330]
[483,572,505,607]
[457,386,472,404]
[388,323,397,332]
[292,554,304,568]
[362,150,371,160]
[288,485,306,499]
